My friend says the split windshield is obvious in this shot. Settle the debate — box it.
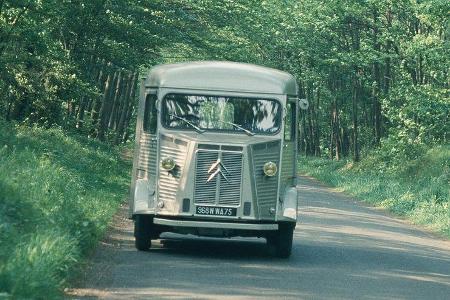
[161,94,281,134]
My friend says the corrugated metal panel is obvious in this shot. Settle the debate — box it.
[280,144,295,192]
[158,135,188,203]
[252,141,281,219]
[219,152,243,206]
[194,147,243,207]
[194,151,219,205]
[138,133,157,178]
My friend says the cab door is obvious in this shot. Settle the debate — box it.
[140,90,158,192]
[132,90,159,214]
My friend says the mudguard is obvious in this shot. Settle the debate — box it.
[280,187,298,221]
[133,179,155,213]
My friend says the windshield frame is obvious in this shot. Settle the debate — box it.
[160,92,283,136]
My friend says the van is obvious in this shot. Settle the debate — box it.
[130,61,301,257]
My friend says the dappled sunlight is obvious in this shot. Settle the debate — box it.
[374,270,450,287]
[103,287,310,300]
[68,176,450,299]
[299,222,450,261]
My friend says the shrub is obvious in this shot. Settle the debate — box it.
[0,120,131,298]
[299,144,450,237]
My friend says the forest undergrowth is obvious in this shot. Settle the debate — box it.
[299,142,449,238]
[0,119,131,299]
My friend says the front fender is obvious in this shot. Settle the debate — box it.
[133,179,155,214]
[278,187,298,221]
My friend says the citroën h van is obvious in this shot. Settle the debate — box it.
[130,61,300,257]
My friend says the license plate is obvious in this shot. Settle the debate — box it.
[196,206,237,217]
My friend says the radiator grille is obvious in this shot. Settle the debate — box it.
[194,151,218,204]
[219,152,243,206]
[194,147,243,207]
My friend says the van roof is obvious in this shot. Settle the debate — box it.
[144,61,298,95]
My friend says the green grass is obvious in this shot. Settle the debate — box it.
[298,145,450,238]
[0,120,131,299]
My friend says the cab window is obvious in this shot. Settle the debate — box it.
[143,93,157,134]
[161,93,282,134]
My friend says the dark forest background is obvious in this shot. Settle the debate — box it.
[1,0,448,160]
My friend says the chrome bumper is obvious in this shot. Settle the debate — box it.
[153,218,278,231]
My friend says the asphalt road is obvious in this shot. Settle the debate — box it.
[68,176,450,299]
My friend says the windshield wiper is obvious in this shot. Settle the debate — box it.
[168,113,205,133]
[216,120,255,136]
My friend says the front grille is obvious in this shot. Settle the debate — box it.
[194,146,243,207]
[219,152,243,205]
[194,151,218,204]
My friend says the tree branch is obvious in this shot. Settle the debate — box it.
[0,1,33,57]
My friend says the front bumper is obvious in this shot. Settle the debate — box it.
[153,217,278,231]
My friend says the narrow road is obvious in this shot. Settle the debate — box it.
[68,176,450,299]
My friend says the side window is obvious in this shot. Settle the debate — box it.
[143,93,157,134]
[284,102,296,141]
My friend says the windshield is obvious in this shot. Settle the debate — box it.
[161,94,281,134]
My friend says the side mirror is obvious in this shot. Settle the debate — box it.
[298,98,309,110]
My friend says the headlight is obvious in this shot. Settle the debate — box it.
[161,157,176,171]
[263,161,277,177]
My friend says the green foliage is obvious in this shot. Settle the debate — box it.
[0,0,448,293]
[1,231,78,299]
[193,0,449,158]
[299,144,450,237]
[383,84,449,145]
[1,0,448,150]
[0,0,211,140]
[0,119,131,298]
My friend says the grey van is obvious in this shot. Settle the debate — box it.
[130,61,300,257]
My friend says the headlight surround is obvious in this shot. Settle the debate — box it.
[161,157,176,171]
[263,161,277,177]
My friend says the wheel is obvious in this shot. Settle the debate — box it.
[134,214,153,251]
[267,223,294,258]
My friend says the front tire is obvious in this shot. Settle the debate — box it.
[267,223,294,258]
[134,215,153,251]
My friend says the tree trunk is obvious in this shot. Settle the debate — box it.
[373,60,382,145]
[307,112,313,155]
[122,102,136,143]
[342,127,350,157]
[90,61,108,124]
[333,98,340,160]
[372,5,382,145]
[76,96,87,129]
[115,74,133,143]
[352,73,360,162]
[108,71,124,129]
[329,108,334,159]
[112,77,129,132]
[97,70,118,140]
[299,107,307,155]
[116,72,137,144]
[314,86,321,156]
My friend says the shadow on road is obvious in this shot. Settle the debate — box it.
[157,235,271,259]
[67,176,450,300]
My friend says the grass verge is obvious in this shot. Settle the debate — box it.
[0,120,131,299]
[298,145,449,238]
